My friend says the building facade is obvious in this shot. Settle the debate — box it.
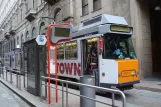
[0,0,160,79]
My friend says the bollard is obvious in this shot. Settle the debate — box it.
[40,77,42,102]
[24,72,25,88]
[19,73,21,89]
[2,68,4,79]
[10,72,12,84]
[16,72,18,88]
[0,67,1,77]
[80,76,96,107]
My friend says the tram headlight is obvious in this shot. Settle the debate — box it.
[131,71,135,75]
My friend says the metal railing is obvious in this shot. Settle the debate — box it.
[0,67,22,89]
[40,76,126,107]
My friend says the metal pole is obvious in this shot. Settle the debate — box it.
[45,80,47,99]
[6,70,7,81]
[66,83,68,107]
[0,67,1,77]
[62,82,64,107]
[16,72,18,88]
[55,45,58,103]
[112,93,115,107]
[40,77,42,102]
[47,44,51,104]
[121,92,126,107]
[10,72,12,84]
[80,76,96,107]
[24,72,25,88]
[3,68,4,79]
[10,72,11,83]
[19,73,21,89]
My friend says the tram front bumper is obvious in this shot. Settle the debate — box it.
[100,80,140,89]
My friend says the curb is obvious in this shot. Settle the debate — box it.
[134,85,161,93]
[0,78,47,107]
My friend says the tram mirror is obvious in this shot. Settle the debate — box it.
[98,37,103,54]
[50,26,71,44]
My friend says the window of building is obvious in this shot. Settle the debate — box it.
[14,39,16,49]
[82,0,89,16]
[39,22,46,35]
[32,27,36,38]
[54,8,61,23]
[65,41,77,59]
[9,42,11,52]
[57,43,64,59]
[17,36,19,45]
[93,0,101,11]
[40,0,43,4]
[11,40,13,50]
[21,35,24,44]
[25,31,29,41]
[20,9,22,21]
[33,0,35,8]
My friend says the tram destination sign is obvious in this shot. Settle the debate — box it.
[50,26,71,44]
[110,25,131,33]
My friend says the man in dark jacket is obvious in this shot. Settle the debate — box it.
[90,45,99,86]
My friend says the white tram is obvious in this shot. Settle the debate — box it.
[52,14,140,90]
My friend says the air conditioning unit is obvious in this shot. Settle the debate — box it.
[4,32,10,40]
[25,9,36,22]
[43,0,59,5]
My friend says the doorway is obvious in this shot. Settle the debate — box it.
[149,0,161,76]
[81,37,99,86]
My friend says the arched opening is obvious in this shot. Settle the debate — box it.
[54,8,62,23]
[25,31,29,41]
[17,36,19,46]
[39,22,46,35]
[21,35,24,43]
[32,27,36,38]
[14,39,16,49]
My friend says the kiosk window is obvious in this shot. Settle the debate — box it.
[65,41,77,59]
[57,43,64,59]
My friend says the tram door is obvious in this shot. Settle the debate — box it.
[81,38,99,86]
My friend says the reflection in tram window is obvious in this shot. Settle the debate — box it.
[103,34,136,59]
[65,41,77,59]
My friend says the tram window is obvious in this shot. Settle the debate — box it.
[57,43,64,59]
[102,34,136,59]
[65,41,77,59]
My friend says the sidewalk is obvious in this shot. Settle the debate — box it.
[134,79,161,93]
[0,70,140,107]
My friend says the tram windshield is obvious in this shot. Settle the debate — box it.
[103,34,136,59]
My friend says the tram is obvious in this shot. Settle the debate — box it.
[52,14,140,91]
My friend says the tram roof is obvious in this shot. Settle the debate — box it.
[72,14,131,38]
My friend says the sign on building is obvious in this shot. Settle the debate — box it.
[36,35,47,45]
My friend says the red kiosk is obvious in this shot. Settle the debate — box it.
[46,23,72,104]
